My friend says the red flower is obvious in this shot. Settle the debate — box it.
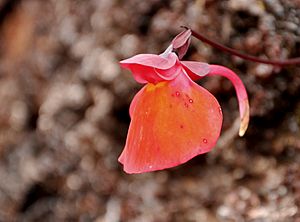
[119,29,249,174]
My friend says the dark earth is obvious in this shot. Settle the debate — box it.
[0,0,300,221]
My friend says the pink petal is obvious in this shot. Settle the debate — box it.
[120,53,176,69]
[176,41,191,60]
[181,61,210,80]
[171,29,192,59]
[208,65,250,136]
[172,29,192,49]
[124,65,159,84]
[155,61,183,80]
[120,53,180,83]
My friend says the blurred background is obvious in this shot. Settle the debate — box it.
[0,0,300,221]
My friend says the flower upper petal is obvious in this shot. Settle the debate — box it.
[120,53,180,84]
[120,53,177,69]
[181,61,210,80]
[172,29,191,48]
[171,29,192,59]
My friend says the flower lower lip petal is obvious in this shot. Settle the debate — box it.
[119,75,222,174]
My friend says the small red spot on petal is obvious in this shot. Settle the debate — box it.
[189,99,193,103]
[203,139,208,143]
[180,124,184,129]
[175,91,180,96]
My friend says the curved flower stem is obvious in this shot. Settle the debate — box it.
[208,65,250,137]
[184,26,300,66]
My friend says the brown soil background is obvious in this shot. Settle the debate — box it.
[0,0,300,221]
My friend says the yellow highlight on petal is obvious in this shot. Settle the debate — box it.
[146,81,167,92]
[239,99,250,137]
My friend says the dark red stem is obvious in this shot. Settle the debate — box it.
[186,27,300,66]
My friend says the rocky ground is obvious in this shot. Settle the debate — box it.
[0,0,299,221]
